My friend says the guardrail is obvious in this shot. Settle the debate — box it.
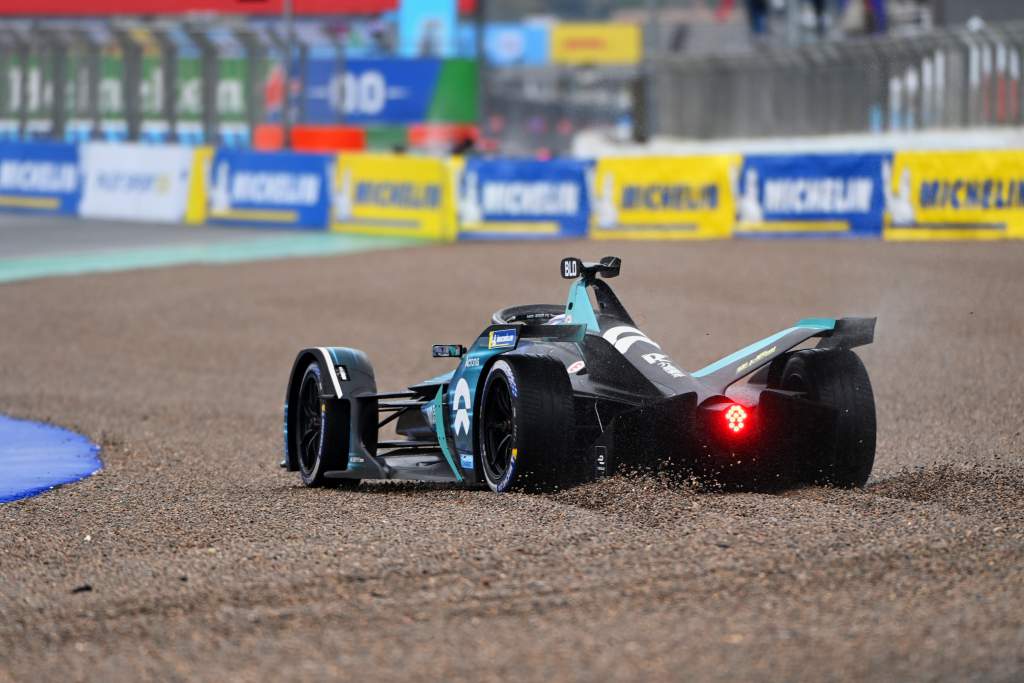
[2,140,1022,241]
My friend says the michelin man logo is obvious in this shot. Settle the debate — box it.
[209,160,232,214]
[459,170,483,225]
[452,378,472,436]
[734,165,763,224]
[594,170,618,228]
[334,167,354,221]
[882,160,915,226]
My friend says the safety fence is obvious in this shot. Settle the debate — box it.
[2,140,1023,241]
[653,21,1024,140]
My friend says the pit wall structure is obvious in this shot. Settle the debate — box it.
[3,140,1023,241]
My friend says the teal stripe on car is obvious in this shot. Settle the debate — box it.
[565,279,599,331]
[433,387,463,482]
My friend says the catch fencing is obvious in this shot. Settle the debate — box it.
[653,21,1024,139]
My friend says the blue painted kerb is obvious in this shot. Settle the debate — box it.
[0,415,101,503]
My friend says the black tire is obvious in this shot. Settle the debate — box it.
[294,361,360,489]
[491,304,565,325]
[776,349,876,487]
[477,356,580,492]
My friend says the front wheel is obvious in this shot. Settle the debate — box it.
[776,349,876,487]
[294,361,359,489]
[478,356,579,492]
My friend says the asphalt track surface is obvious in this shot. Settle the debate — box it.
[1,232,1022,682]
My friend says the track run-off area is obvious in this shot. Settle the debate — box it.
[0,221,1022,682]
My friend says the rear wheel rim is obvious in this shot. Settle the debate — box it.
[482,375,514,483]
[297,369,322,474]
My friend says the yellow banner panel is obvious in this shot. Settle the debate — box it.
[184,146,214,225]
[332,153,456,241]
[884,150,1024,241]
[590,155,739,240]
[550,23,642,66]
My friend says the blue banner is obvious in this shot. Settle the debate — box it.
[302,58,441,125]
[204,148,332,229]
[0,141,80,215]
[458,158,592,240]
[485,23,550,66]
[734,153,888,238]
[456,23,551,65]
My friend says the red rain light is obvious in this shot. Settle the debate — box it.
[724,404,748,434]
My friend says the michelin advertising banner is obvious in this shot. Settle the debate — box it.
[79,143,194,223]
[186,148,333,229]
[733,154,887,238]
[591,155,738,240]
[458,158,591,239]
[884,150,1024,241]
[332,153,456,241]
[0,141,80,215]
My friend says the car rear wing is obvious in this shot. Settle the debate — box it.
[692,317,876,393]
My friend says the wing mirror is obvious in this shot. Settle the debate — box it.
[432,344,466,358]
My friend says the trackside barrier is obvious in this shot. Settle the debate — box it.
[78,143,197,224]
[590,155,739,240]
[331,153,458,241]
[733,153,889,239]
[1,140,1024,241]
[0,141,80,215]
[456,157,593,240]
[884,150,1024,241]
[185,147,334,230]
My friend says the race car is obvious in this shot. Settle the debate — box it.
[282,256,877,492]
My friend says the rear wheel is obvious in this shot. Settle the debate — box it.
[478,356,580,492]
[294,361,359,489]
[776,349,876,487]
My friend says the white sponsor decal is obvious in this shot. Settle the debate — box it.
[0,161,77,193]
[234,171,320,206]
[482,181,580,216]
[761,177,874,214]
[452,378,472,436]
[602,326,661,355]
[210,160,322,213]
[327,70,388,116]
[642,352,686,378]
[566,360,586,374]
[460,173,581,224]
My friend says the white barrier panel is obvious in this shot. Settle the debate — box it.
[79,143,194,223]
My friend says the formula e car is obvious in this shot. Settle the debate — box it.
[283,256,876,492]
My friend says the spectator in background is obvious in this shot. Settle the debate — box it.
[865,0,887,33]
[811,0,827,36]
[838,0,887,35]
[746,0,769,35]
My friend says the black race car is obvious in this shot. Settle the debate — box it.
[283,256,876,492]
